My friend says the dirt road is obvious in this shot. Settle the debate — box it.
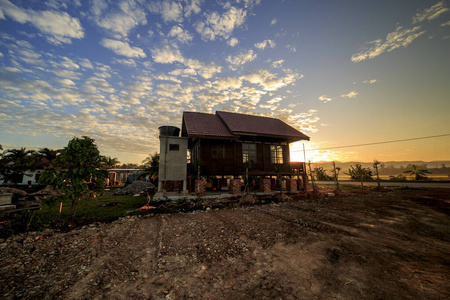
[1,189,449,299]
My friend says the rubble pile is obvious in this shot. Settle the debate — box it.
[112,180,155,196]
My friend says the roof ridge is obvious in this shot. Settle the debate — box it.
[216,110,281,121]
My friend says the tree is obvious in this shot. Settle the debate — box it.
[102,156,120,168]
[346,163,372,188]
[403,164,431,181]
[119,163,141,169]
[313,166,332,181]
[140,152,159,183]
[37,148,60,163]
[373,159,383,189]
[0,147,36,184]
[331,161,341,191]
[39,136,108,219]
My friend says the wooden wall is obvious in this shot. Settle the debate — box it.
[193,138,293,176]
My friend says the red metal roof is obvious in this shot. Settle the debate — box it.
[182,111,310,142]
[216,111,310,141]
[182,111,235,138]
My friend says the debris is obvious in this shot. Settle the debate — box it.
[112,181,155,196]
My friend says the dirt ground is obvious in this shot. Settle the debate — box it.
[1,188,449,299]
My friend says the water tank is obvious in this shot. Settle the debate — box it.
[159,126,180,137]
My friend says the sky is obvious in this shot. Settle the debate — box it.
[0,0,449,164]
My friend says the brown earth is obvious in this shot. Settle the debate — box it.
[1,188,449,299]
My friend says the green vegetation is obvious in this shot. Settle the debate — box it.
[0,147,36,184]
[313,166,332,181]
[39,136,108,219]
[345,163,373,188]
[403,164,432,181]
[102,156,121,168]
[0,189,149,238]
[140,152,159,184]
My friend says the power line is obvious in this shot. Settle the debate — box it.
[293,134,450,152]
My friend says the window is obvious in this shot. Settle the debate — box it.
[169,144,179,151]
[212,144,225,158]
[270,145,283,164]
[242,143,256,163]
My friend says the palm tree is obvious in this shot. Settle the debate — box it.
[140,152,160,183]
[404,165,431,181]
[102,156,120,168]
[1,147,36,184]
[373,159,383,188]
[37,148,61,165]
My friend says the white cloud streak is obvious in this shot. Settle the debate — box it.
[254,39,276,49]
[413,1,449,24]
[351,26,425,62]
[226,50,256,69]
[341,91,358,98]
[0,0,84,44]
[101,38,146,58]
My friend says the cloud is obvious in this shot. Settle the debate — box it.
[351,26,425,62]
[91,0,147,39]
[0,0,84,44]
[184,58,222,79]
[195,6,247,40]
[413,1,449,24]
[363,79,378,84]
[239,0,261,8]
[227,37,238,47]
[254,39,276,50]
[101,38,146,58]
[57,78,76,86]
[79,58,94,69]
[150,42,221,78]
[441,20,450,27]
[279,109,320,133]
[149,0,183,23]
[213,76,242,90]
[286,45,296,52]
[341,91,358,98]
[168,25,194,43]
[272,59,284,68]
[226,50,256,69]
[240,69,300,91]
[318,95,333,103]
[270,18,277,25]
[151,42,184,63]
[184,0,202,17]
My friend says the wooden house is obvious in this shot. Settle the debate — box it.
[181,111,310,179]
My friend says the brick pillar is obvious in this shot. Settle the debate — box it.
[231,179,242,194]
[286,179,298,192]
[195,180,206,196]
[259,178,271,193]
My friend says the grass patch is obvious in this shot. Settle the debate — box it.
[40,188,149,222]
[0,188,150,237]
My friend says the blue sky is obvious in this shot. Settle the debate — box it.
[1,0,449,163]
